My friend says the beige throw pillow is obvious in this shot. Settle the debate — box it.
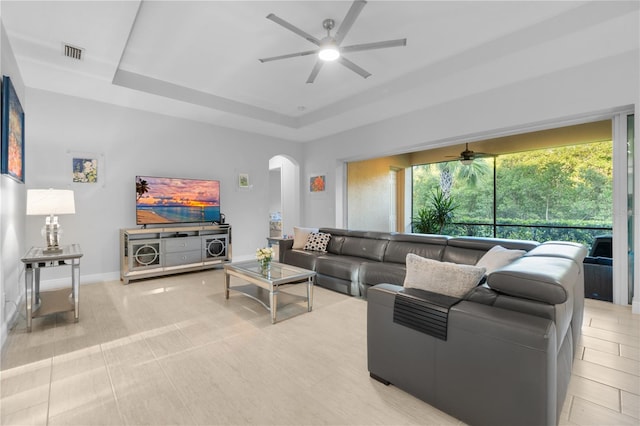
[293,226,318,249]
[404,253,486,298]
[476,245,526,275]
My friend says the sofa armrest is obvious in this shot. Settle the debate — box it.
[278,238,294,262]
[368,284,555,350]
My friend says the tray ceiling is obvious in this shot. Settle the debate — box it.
[2,1,638,142]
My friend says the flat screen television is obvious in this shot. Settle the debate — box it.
[136,176,221,225]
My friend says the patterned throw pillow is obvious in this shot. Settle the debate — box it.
[303,232,331,252]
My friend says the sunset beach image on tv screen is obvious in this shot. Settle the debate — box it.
[136,176,221,224]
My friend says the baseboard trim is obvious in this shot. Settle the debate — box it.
[1,293,24,351]
[39,271,121,291]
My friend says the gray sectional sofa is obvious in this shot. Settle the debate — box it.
[368,241,587,426]
[280,227,587,425]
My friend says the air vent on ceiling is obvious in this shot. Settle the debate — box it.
[63,43,83,60]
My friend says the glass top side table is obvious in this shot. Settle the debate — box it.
[21,244,83,331]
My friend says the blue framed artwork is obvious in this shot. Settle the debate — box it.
[1,75,25,183]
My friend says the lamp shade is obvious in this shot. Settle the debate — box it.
[26,189,76,216]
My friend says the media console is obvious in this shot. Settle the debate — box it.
[119,224,231,284]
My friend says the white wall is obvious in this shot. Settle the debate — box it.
[1,23,27,348]
[21,89,303,284]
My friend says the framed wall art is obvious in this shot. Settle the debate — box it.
[1,75,25,183]
[309,174,326,193]
[67,150,106,187]
[238,173,250,188]
[72,157,98,183]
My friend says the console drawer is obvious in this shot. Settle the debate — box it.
[164,237,201,253]
[164,250,202,267]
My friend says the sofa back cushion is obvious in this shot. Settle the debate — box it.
[442,237,538,265]
[384,233,449,264]
[319,227,348,255]
[326,235,345,254]
[340,231,390,261]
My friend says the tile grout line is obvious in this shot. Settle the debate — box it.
[100,342,126,425]
[154,347,200,425]
[45,356,53,426]
[583,343,640,367]
[568,395,575,423]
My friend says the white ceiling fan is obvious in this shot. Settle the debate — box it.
[259,0,407,83]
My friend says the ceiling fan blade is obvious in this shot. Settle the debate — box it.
[259,49,318,63]
[337,57,371,79]
[306,60,324,84]
[341,38,407,53]
[266,13,321,46]
[334,0,367,45]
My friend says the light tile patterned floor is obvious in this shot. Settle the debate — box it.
[1,269,638,425]
[562,298,640,425]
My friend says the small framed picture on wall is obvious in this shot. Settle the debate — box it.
[72,157,98,183]
[309,174,326,193]
[239,173,250,188]
[68,150,106,187]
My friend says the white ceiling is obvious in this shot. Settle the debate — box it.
[2,1,638,142]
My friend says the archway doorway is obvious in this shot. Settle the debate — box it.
[269,155,300,239]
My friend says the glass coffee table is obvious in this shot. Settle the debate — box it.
[224,261,315,324]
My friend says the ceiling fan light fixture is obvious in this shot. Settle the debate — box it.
[319,38,340,61]
[460,158,474,166]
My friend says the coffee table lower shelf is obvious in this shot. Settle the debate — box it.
[224,261,315,324]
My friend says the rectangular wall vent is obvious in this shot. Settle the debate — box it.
[63,44,83,60]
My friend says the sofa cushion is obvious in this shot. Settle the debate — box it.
[303,232,331,252]
[442,237,538,265]
[403,254,486,298]
[341,234,389,261]
[282,249,322,271]
[359,262,407,287]
[293,226,318,249]
[476,245,526,274]
[383,233,448,264]
[315,255,364,281]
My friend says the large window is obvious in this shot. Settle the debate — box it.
[412,141,613,246]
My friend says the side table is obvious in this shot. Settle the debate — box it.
[266,237,292,261]
[21,244,83,332]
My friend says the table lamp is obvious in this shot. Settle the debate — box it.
[26,189,76,254]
